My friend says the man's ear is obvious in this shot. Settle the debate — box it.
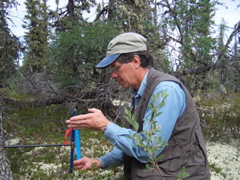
[132,55,141,68]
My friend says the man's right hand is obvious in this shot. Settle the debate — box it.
[73,157,103,170]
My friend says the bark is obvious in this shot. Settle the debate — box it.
[0,96,13,180]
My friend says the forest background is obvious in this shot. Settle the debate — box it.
[0,0,240,179]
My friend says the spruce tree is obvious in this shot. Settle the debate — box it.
[22,0,49,73]
[0,0,20,87]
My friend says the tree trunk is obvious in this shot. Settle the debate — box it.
[0,96,13,179]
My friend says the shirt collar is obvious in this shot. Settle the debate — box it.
[132,70,149,98]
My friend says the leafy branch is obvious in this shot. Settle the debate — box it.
[125,91,189,179]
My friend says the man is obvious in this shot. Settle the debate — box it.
[66,32,210,179]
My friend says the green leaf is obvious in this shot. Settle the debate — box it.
[177,166,189,179]
[146,163,153,170]
[124,108,132,118]
[156,155,163,161]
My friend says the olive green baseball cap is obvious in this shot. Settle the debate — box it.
[96,32,147,68]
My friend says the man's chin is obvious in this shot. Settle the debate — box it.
[118,81,130,88]
[120,84,130,89]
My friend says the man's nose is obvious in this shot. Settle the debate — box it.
[111,71,118,78]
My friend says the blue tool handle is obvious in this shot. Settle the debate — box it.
[75,130,81,159]
[72,108,81,159]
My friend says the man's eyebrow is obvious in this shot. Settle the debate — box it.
[110,64,119,68]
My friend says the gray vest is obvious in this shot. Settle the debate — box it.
[124,68,210,180]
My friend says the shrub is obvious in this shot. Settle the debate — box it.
[198,92,240,141]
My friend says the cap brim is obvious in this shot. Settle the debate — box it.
[96,54,121,69]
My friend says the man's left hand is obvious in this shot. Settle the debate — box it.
[66,108,110,131]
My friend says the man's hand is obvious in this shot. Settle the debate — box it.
[74,157,103,170]
[66,108,110,131]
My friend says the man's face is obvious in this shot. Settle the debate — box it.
[110,60,137,89]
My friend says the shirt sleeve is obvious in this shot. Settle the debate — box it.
[98,146,124,169]
[99,81,186,166]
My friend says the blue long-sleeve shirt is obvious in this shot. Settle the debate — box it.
[98,71,186,169]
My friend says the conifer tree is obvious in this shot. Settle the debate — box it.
[0,0,20,87]
[94,0,170,71]
[157,0,216,91]
[22,0,49,73]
